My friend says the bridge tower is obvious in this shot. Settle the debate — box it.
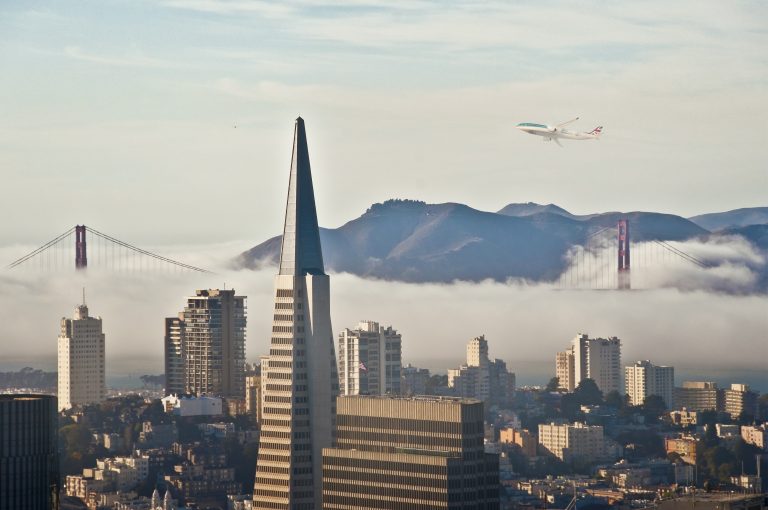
[75,225,87,270]
[618,219,630,290]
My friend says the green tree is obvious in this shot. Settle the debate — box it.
[604,390,625,409]
[642,395,667,421]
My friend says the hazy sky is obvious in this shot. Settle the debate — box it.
[1,0,766,247]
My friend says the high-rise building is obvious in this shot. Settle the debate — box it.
[57,301,106,410]
[674,381,720,411]
[624,360,674,407]
[253,118,339,509]
[164,315,185,396]
[338,320,401,396]
[560,333,621,395]
[555,349,575,392]
[448,335,515,405]
[166,289,247,399]
[0,394,59,510]
[245,373,262,425]
[322,395,500,509]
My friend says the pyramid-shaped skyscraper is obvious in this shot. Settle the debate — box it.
[253,118,339,509]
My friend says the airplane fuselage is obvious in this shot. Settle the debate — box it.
[516,122,601,141]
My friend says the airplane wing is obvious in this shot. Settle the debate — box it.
[556,117,579,128]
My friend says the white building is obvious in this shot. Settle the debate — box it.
[624,360,674,407]
[538,422,618,462]
[161,394,222,416]
[57,300,106,410]
[338,320,401,396]
[253,118,339,507]
[557,333,621,395]
[741,423,767,451]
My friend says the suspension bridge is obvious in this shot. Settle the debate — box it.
[6,225,211,274]
[557,219,710,290]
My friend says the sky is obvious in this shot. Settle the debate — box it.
[1,0,767,246]
[1,1,766,389]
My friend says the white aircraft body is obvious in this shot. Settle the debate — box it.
[516,117,602,146]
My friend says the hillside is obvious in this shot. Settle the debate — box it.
[237,200,709,283]
[689,207,768,231]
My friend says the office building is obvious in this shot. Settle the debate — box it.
[674,381,720,411]
[624,360,674,407]
[557,333,621,395]
[338,320,401,396]
[57,300,106,410]
[253,118,340,508]
[322,395,500,509]
[0,394,59,510]
[448,335,515,405]
[164,315,185,396]
[538,422,617,463]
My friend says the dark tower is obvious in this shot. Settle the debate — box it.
[618,219,630,290]
[0,394,59,510]
[75,225,87,269]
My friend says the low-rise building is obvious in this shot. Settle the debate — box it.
[741,423,767,450]
[669,409,699,427]
[538,422,619,463]
[665,436,698,465]
[161,394,222,416]
[499,427,537,457]
[674,382,720,411]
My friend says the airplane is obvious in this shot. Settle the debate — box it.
[516,117,602,146]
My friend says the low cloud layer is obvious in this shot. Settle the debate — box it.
[1,237,766,392]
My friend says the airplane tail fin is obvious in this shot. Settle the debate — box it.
[588,126,603,137]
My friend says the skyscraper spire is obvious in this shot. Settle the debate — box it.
[278,117,325,276]
[254,119,339,509]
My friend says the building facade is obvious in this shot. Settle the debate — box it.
[164,315,185,396]
[322,395,500,509]
[723,384,758,419]
[538,422,615,463]
[558,333,621,395]
[674,381,720,411]
[171,289,247,399]
[0,394,59,510]
[624,360,674,407]
[253,118,340,509]
[58,302,106,410]
[401,364,430,396]
[338,320,401,396]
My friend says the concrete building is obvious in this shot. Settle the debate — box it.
[741,423,767,450]
[322,395,500,509]
[723,383,759,419]
[674,381,720,411]
[557,334,621,395]
[245,373,262,424]
[0,394,59,510]
[499,427,537,457]
[555,349,575,392]
[167,289,246,399]
[448,335,515,405]
[669,409,699,427]
[161,395,222,416]
[253,118,340,509]
[338,320,401,396]
[538,422,618,463]
[665,436,698,465]
[164,315,185,396]
[57,300,106,410]
[624,360,674,407]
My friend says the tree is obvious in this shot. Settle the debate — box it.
[573,379,603,406]
[642,395,667,421]
[545,377,560,393]
[604,390,625,409]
